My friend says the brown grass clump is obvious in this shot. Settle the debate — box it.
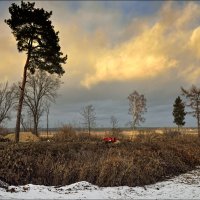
[0,132,200,187]
[4,132,40,142]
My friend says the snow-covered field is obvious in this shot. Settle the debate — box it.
[1,167,200,199]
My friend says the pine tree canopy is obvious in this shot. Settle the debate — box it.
[5,1,67,75]
[173,96,186,127]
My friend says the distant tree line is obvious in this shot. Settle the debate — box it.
[79,86,200,139]
[0,71,62,135]
[1,79,200,138]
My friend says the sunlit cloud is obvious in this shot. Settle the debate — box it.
[190,27,200,57]
[81,23,177,88]
[2,1,200,89]
[79,2,200,88]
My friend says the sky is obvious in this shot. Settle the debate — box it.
[1,1,200,128]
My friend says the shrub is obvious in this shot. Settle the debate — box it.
[0,135,10,142]
[0,126,10,136]
[52,125,76,142]
[163,129,181,139]
[0,133,200,187]
[134,132,163,143]
[52,125,101,143]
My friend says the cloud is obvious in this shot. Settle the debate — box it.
[81,22,177,88]
[79,2,200,88]
[2,1,200,90]
[190,27,200,57]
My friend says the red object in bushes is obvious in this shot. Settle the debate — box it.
[103,137,117,143]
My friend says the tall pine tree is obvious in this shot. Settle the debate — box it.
[173,96,186,131]
[5,1,67,142]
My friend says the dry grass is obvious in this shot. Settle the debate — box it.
[4,132,40,142]
[0,130,200,187]
[3,128,197,142]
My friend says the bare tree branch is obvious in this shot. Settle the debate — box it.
[0,82,16,125]
[14,70,61,136]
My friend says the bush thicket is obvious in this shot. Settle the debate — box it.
[0,132,200,187]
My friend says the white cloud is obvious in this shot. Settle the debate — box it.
[79,2,200,88]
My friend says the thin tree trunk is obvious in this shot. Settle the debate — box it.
[20,120,26,132]
[47,113,49,138]
[33,117,38,136]
[88,124,91,136]
[29,113,32,131]
[15,65,28,143]
[198,116,200,137]
[88,113,90,136]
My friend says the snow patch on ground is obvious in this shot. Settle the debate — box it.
[1,167,200,199]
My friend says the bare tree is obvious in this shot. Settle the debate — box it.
[80,105,96,135]
[128,91,147,130]
[110,115,120,137]
[15,70,61,136]
[181,85,200,137]
[0,82,16,125]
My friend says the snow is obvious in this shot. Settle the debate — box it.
[1,167,200,199]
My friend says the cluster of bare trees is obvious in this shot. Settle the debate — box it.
[80,90,147,135]
[80,105,121,136]
[0,70,61,136]
[14,70,61,136]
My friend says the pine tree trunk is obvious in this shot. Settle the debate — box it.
[15,47,31,143]
[15,65,28,143]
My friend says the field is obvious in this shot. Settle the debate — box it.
[3,126,199,141]
[39,127,199,139]
[0,128,200,188]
